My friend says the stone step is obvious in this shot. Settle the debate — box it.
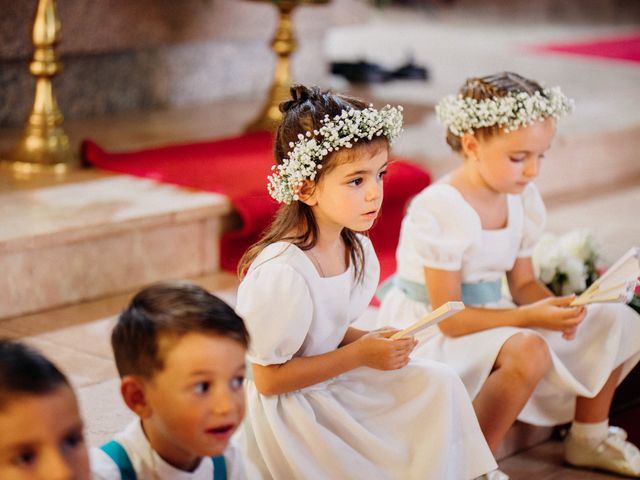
[0,173,232,319]
[496,422,554,461]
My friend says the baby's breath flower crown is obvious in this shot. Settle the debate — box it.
[435,87,574,137]
[267,105,403,204]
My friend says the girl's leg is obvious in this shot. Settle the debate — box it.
[574,364,622,422]
[566,365,640,477]
[473,332,551,453]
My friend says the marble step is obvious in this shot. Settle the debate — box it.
[0,173,232,319]
[496,422,554,461]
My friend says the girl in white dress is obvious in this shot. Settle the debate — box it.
[235,85,497,480]
[377,72,640,477]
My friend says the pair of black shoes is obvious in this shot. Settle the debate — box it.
[330,59,429,84]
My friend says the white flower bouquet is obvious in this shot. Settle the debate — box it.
[533,229,600,296]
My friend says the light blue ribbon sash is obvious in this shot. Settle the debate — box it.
[377,274,502,306]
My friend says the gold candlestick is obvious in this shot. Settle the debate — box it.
[1,0,80,177]
[245,0,329,132]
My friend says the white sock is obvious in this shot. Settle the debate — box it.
[570,419,609,446]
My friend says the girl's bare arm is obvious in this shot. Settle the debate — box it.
[253,332,416,395]
[425,266,584,337]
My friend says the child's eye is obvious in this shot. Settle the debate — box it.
[62,431,85,450]
[377,170,388,180]
[230,375,245,391]
[194,382,210,394]
[12,448,36,467]
[509,156,525,163]
[348,177,363,186]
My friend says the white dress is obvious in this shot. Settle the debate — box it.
[235,236,497,480]
[377,182,640,426]
[90,419,258,479]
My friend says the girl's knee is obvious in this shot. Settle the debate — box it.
[499,332,552,381]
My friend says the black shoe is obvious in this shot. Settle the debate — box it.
[330,60,391,84]
[390,60,429,81]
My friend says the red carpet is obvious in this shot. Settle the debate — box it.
[81,133,430,287]
[530,33,640,63]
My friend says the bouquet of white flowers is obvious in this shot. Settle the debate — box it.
[533,229,600,296]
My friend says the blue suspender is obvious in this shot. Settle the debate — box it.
[100,440,228,480]
[212,455,227,480]
[100,441,136,480]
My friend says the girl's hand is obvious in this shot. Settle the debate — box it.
[519,295,586,339]
[353,330,417,370]
[371,326,401,337]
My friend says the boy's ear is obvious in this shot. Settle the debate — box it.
[297,180,317,206]
[120,376,152,419]
[460,133,480,161]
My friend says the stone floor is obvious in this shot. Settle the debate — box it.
[1,3,639,479]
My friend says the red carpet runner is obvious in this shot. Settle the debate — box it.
[530,33,640,63]
[81,132,430,292]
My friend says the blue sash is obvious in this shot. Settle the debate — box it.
[100,440,227,480]
[377,274,502,306]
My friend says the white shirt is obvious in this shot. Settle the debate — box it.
[90,419,259,480]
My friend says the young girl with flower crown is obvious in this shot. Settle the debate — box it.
[235,85,497,480]
[377,71,640,478]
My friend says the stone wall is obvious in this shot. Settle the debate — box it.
[389,0,640,23]
[0,0,369,127]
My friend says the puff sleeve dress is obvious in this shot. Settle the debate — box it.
[377,182,640,426]
[236,236,496,480]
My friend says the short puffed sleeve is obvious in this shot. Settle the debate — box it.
[399,185,481,271]
[518,182,547,257]
[348,235,380,322]
[236,261,312,366]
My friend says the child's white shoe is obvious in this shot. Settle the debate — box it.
[565,426,640,477]
[475,469,510,480]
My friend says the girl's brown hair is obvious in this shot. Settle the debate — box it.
[238,85,389,281]
[446,71,545,153]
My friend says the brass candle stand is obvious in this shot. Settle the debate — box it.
[0,0,80,177]
[245,0,329,132]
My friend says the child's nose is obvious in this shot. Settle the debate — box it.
[211,386,234,415]
[524,158,540,177]
[366,181,383,201]
[44,450,74,480]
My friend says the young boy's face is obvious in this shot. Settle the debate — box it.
[0,386,90,480]
[140,332,246,469]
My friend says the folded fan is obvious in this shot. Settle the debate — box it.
[571,247,640,306]
[390,301,465,339]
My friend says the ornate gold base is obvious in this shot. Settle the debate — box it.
[0,158,81,178]
[0,139,82,178]
[0,124,82,179]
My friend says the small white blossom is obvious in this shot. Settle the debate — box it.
[267,105,404,204]
[559,228,599,264]
[435,87,574,138]
[532,229,600,295]
[562,256,587,295]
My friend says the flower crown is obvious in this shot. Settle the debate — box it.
[435,87,574,137]
[267,105,404,204]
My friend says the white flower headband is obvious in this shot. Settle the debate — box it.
[435,87,574,137]
[267,105,404,204]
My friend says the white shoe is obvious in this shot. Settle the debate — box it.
[565,426,640,477]
[475,469,510,480]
